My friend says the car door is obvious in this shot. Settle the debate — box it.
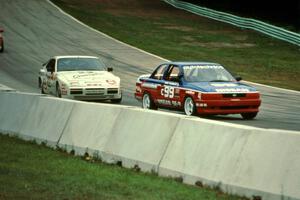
[160,65,182,108]
[146,64,169,104]
[45,59,56,94]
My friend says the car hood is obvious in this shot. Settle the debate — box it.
[57,71,120,87]
[184,81,258,93]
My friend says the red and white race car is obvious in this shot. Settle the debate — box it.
[0,28,4,53]
[39,55,122,102]
[135,62,261,119]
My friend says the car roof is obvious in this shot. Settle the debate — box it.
[163,61,221,66]
[53,55,99,59]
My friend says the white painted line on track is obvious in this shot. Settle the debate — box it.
[47,0,299,94]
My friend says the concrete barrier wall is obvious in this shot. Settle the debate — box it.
[158,118,300,199]
[0,92,41,135]
[57,101,123,156]
[0,92,74,146]
[20,96,75,147]
[0,91,299,200]
[101,107,180,172]
[58,102,180,172]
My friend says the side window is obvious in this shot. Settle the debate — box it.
[46,59,55,72]
[164,65,180,82]
[151,64,168,80]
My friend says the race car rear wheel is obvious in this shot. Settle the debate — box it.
[142,92,157,110]
[184,96,196,116]
[241,112,257,120]
[0,41,4,53]
[56,83,62,98]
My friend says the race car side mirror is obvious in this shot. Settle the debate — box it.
[39,69,46,75]
[107,67,113,72]
[235,76,242,81]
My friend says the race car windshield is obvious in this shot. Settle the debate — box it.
[183,65,235,82]
[57,58,106,72]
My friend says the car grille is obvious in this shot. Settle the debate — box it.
[85,88,105,95]
[70,88,83,95]
[107,88,119,94]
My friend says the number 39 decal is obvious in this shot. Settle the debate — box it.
[161,86,174,98]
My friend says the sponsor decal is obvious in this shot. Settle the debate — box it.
[172,100,181,107]
[87,83,101,86]
[183,65,223,70]
[161,86,175,98]
[196,103,207,107]
[157,99,172,106]
[197,92,202,100]
[142,82,158,89]
[157,99,181,107]
[185,90,195,95]
[165,81,179,86]
[210,83,237,87]
[73,73,98,79]
[215,88,250,93]
[106,80,116,85]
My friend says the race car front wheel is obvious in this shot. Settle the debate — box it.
[111,96,122,103]
[142,93,157,110]
[184,97,196,116]
[241,112,257,120]
[56,83,62,98]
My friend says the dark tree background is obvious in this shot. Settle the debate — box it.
[185,0,300,31]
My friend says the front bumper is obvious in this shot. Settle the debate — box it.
[195,99,261,115]
[61,87,122,101]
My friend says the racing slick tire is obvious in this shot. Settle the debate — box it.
[142,92,157,110]
[56,83,62,98]
[0,41,3,53]
[41,86,46,94]
[39,78,45,94]
[184,96,196,116]
[111,96,122,103]
[241,112,258,120]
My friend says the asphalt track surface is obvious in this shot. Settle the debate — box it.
[0,0,299,131]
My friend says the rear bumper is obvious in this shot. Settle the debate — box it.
[195,99,261,115]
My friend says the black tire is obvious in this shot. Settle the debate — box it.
[39,78,46,94]
[56,83,62,98]
[241,112,258,120]
[142,92,157,110]
[41,85,45,94]
[0,41,4,53]
[183,96,196,116]
[111,96,122,103]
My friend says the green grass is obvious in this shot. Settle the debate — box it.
[50,0,300,91]
[0,134,246,199]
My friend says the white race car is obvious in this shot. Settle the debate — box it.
[38,55,122,102]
